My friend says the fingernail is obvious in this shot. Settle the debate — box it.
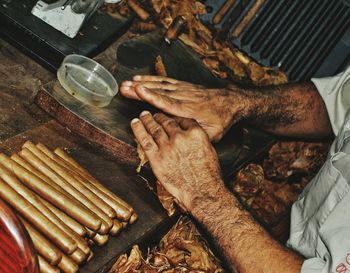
[131,118,139,124]
[120,86,130,91]
[123,81,133,86]
[140,110,150,117]
[133,75,141,81]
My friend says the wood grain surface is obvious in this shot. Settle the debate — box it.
[0,120,175,273]
[0,41,53,141]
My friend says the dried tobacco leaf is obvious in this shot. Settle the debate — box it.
[109,245,143,272]
[136,141,148,173]
[157,182,176,216]
[107,0,288,85]
[231,140,330,239]
[136,141,177,216]
[110,217,225,273]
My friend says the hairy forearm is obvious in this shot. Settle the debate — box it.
[190,182,303,273]
[230,82,332,138]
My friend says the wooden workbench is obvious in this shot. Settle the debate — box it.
[0,30,275,272]
[0,39,176,273]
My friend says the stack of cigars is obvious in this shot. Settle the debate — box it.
[0,141,137,273]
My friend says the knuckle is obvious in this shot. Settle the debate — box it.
[141,139,154,151]
[150,126,163,139]
[164,119,178,127]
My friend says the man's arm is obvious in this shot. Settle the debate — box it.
[236,82,332,138]
[191,181,303,273]
[121,76,332,142]
[130,112,303,273]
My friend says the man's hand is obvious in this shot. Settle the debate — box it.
[130,111,223,210]
[121,75,252,142]
[122,76,332,139]
[130,111,303,273]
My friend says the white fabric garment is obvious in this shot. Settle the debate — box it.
[287,66,350,273]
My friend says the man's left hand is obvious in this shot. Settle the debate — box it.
[131,111,223,211]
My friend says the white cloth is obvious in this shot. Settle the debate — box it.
[287,66,350,273]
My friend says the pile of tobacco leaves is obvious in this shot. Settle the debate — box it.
[231,141,330,241]
[102,0,288,86]
[109,217,224,273]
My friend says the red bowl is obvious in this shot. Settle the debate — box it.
[0,198,38,273]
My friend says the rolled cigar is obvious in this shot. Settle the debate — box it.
[38,255,60,273]
[86,228,96,238]
[69,247,86,265]
[39,197,87,237]
[19,147,109,233]
[129,213,138,224]
[58,255,79,273]
[32,194,91,258]
[4,165,91,257]
[109,219,123,236]
[135,22,157,32]
[87,251,94,262]
[21,217,62,266]
[92,233,109,247]
[87,239,95,247]
[164,16,187,44]
[213,0,235,24]
[11,154,54,187]
[232,0,265,37]
[54,148,133,215]
[0,153,101,231]
[0,163,78,255]
[36,143,116,219]
[127,0,149,21]
[0,176,78,255]
[22,144,111,234]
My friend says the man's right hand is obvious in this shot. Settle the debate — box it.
[120,75,252,142]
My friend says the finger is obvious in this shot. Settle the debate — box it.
[174,117,199,130]
[119,85,141,100]
[134,85,183,116]
[153,113,181,136]
[139,111,168,145]
[133,75,179,84]
[131,119,158,158]
[137,81,178,91]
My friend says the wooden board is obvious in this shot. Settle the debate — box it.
[0,120,176,273]
[0,39,53,141]
[35,30,244,170]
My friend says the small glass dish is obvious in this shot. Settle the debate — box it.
[57,54,118,107]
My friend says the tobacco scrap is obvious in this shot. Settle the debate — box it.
[136,141,177,216]
[110,217,225,273]
[231,141,330,241]
[103,0,288,86]
[154,55,167,77]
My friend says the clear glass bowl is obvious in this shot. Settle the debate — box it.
[57,54,118,107]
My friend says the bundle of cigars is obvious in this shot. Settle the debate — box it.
[0,141,137,273]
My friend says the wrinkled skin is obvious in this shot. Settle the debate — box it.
[130,111,222,210]
[121,75,251,142]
